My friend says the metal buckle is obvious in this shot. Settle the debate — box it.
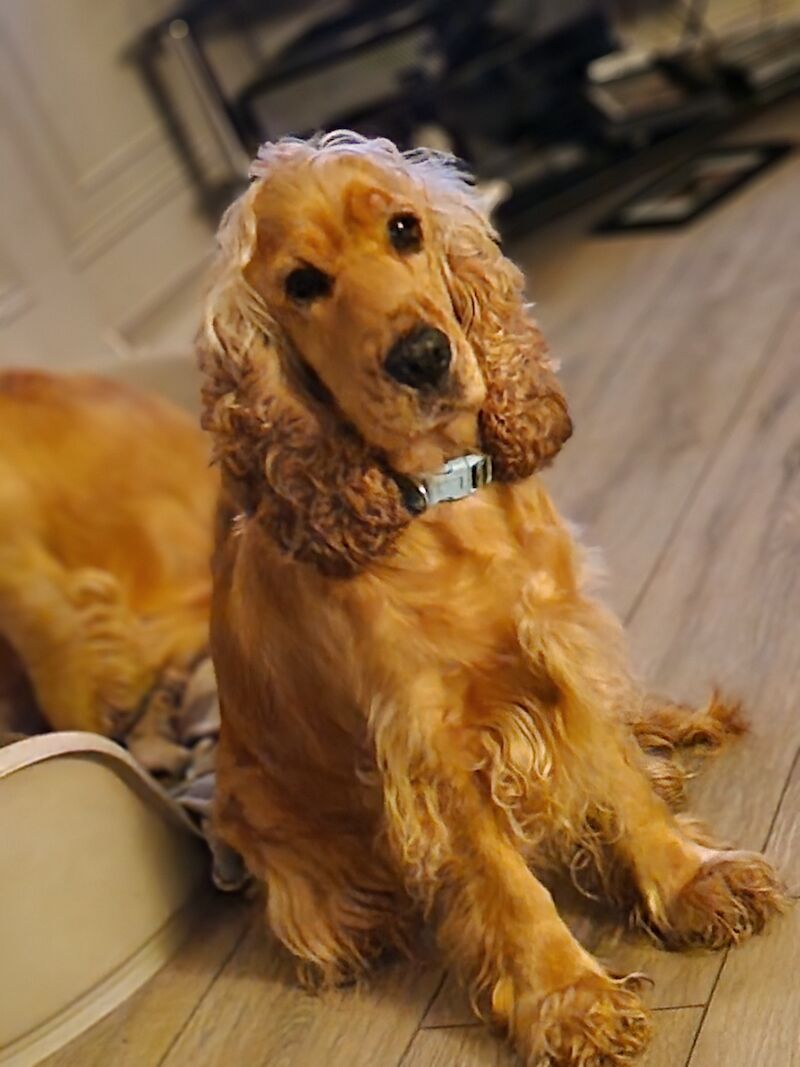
[416,453,493,509]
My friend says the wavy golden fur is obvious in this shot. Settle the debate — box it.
[0,370,215,752]
[200,133,786,1067]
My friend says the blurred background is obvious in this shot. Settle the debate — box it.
[1,0,799,370]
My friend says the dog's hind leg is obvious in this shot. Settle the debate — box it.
[0,534,152,735]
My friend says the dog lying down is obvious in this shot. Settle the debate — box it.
[0,369,216,769]
[199,132,786,1066]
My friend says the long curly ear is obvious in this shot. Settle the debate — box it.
[197,186,411,578]
[428,168,572,481]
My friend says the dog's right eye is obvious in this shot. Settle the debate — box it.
[284,266,333,303]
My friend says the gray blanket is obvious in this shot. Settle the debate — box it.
[124,656,249,892]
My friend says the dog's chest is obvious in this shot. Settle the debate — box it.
[352,480,577,669]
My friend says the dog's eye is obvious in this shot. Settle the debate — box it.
[388,213,422,254]
[284,266,333,303]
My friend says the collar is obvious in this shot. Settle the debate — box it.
[400,453,493,514]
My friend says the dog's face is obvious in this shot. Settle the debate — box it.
[200,133,572,575]
[244,151,485,471]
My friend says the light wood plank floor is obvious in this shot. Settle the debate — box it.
[46,102,800,1067]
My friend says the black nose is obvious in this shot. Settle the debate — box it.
[384,326,452,390]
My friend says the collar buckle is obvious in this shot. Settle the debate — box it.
[414,453,493,511]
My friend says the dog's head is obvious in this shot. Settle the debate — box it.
[199,133,571,576]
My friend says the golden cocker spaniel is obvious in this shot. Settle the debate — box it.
[199,133,785,1067]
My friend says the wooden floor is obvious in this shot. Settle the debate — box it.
[45,102,800,1067]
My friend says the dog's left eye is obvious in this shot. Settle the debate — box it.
[284,266,333,303]
[388,213,422,254]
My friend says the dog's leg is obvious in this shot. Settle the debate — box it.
[377,708,651,1067]
[214,727,416,987]
[0,537,151,734]
[518,588,787,952]
[584,726,786,950]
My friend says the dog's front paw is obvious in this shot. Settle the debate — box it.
[655,850,787,950]
[503,971,651,1067]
